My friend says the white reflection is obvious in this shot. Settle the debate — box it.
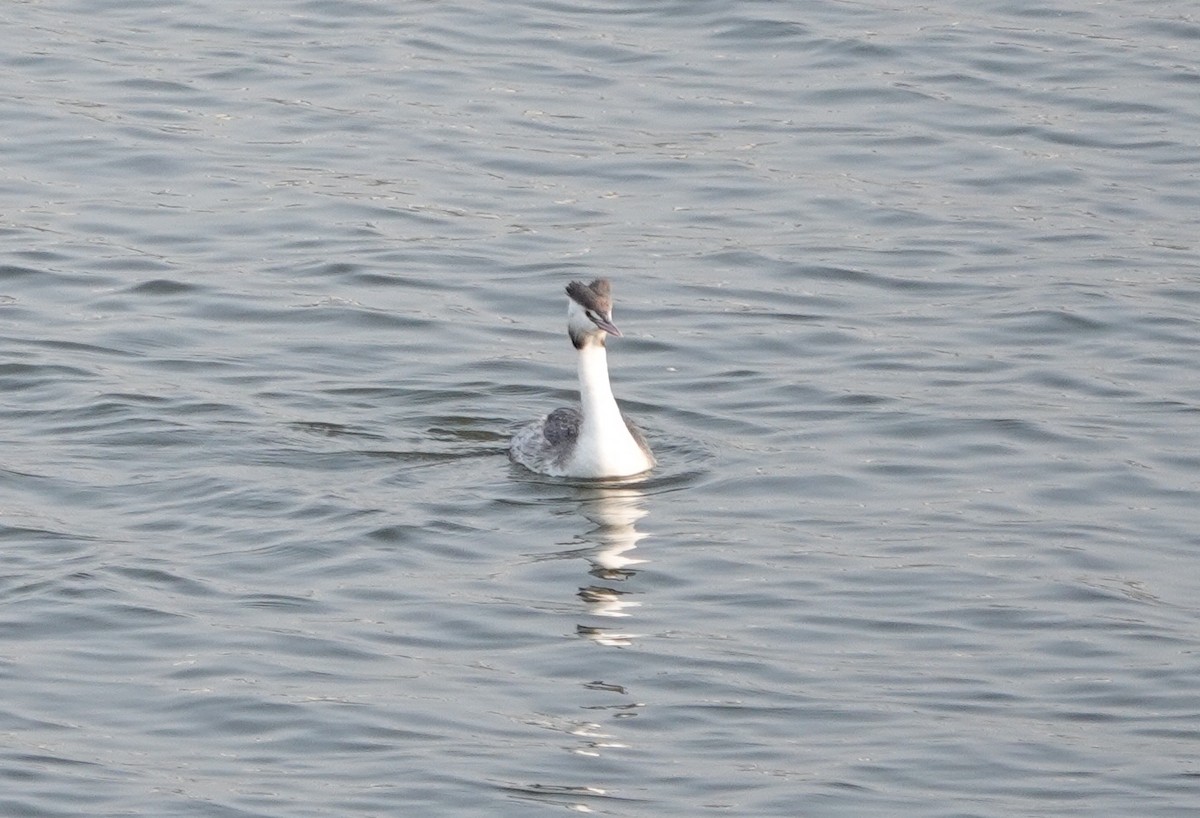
[574,484,649,646]
[518,484,652,772]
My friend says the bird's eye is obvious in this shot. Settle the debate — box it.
[585,310,598,321]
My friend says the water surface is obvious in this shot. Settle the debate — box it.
[2,1,1199,815]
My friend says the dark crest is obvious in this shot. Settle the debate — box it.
[565,278,612,313]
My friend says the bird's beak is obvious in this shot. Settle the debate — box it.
[594,315,622,337]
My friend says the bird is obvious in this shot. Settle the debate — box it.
[509,278,655,478]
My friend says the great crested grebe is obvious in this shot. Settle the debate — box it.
[509,278,654,478]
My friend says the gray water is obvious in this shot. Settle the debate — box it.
[3,1,1199,815]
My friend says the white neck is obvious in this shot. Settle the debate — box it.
[569,341,652,477]
[578,343,623,430]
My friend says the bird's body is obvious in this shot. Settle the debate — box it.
[510,279,655,478]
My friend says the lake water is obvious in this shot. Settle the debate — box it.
[3,1,1199,815]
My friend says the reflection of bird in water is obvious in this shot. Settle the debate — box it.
[575,486,649,646]
[510,279,654,478]
[578,585,639,619]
